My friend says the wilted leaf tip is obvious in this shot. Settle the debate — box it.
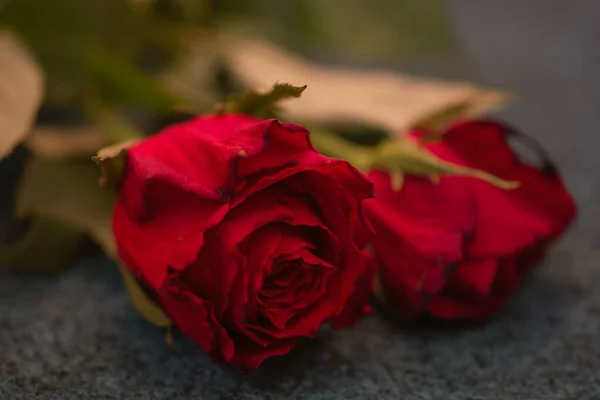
[271,83,307,97]
[0,216,84,273]
[218,82,307,119]
[92,139,139,189]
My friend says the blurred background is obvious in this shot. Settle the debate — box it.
[1,1,600,398]
[1,0,598,272]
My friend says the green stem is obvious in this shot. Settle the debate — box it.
[309,128,373,172]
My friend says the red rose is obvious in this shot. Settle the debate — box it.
[112,114,373,372]
[367,120,576,323]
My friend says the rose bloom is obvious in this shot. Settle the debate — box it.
[367,120,576,323]
[112,114,374,372]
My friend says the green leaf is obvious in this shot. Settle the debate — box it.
[371,138,519,190]
[0,216,84,273]
[0,31,44,159]
[217,83,306,119]
[119,264,171,327]
[310,126,518,191]
[411,102,471,134]
[309,128,374,171]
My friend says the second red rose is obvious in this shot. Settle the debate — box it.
[367,120,576,323]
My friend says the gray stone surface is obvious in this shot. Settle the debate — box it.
[2,1,600,399]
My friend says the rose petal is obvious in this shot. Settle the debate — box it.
[184,185,333,319]
[425,254,525,322]
[286,168,373,316]
[445,259,499,298]
[226,331,297,373]
[121,114,263,220]
[113,114,375,372]
[114,114,268,289]
[287,163,373,251]
[366,179,466,264]
[367,169,475,237]
[237,120,313,176]
[229,223,337,344]
[329,255,375,329]
[113,193,228,289]
[159,278,234,363]
[438,121,576,258]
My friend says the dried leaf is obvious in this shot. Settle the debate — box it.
[11,149,170,327]
[0,216,84,273]
[16,158,117,255]
[223,38,509,133]
[90,217,117,261]
[119,264,171,327]
[92,139,139,190]
[0,31,44,159]
[26,126,107,159]
[3,159,115,272]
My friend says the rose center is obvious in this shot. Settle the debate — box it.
[254,257,332,330]
[259,261,309,302]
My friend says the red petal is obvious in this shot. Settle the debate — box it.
[121,114,262,220]
[183,185,332,320]
[427,258,518,322]
[445,259,499,298]
[226,331,297,373]
[237,120,313,176]
[329,254,376,329]
[159,278,234,363]
[367,167,475,241]
[439,121,576,258]
[113,193,228,289]
[366,173,467,264]
[113,115,266,289]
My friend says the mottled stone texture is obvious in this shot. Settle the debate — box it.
[2,1,600,398]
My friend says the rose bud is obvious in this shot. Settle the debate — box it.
[367,120,576,323]
[111,114,374,372]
